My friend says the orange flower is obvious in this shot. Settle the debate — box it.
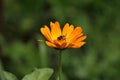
[40,21,87,49]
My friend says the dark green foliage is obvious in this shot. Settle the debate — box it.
[1,0,120,80]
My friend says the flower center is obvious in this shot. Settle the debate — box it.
[57,35,66,41]
[53,35,67,49]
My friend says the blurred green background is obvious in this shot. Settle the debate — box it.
[0,0,120,80]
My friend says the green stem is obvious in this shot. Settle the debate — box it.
[59,50,62,80]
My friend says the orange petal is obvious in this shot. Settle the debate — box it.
[50,21,61,40]
[68,27,83,43]
[62,23,69,35]
[69,42,86,48]
[75,36,87,42]
[69,33,83,43]
[46,41,57,48]
[70,27,82,37]
[66,25,74,37]
[63,25,74,42]
[53,40,68,49]
[61,42,67,49]
[40,26,52,42]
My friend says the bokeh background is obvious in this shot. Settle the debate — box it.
[0,0,120,80]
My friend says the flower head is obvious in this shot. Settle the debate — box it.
[40,21,87,49]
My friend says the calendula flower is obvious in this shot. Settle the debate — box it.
[40,21,87,49]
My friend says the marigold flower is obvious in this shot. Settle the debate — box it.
[40,21,87,49]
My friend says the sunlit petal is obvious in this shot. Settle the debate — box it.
[68,27,83,43]
[46,41,57,48]
[62,23,69,35]
[40,26,52,42]
[65,25,74,42]
[75,36,87,42]
[50,21,61,40]
[69,42,86,48]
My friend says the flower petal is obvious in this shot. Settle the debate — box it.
[62,25,74,42]
[53,40,68,49]
[66,25,74,37]
[46,41,57,48]
[62,23,69,35]
[68,27,83,43]
[50,21,61,40]
[69,42,86,48]
[75,36,87,42]
[40,26,52,42]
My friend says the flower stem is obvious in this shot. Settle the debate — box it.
[59,50,62,80]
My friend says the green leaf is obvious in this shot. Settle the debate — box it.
[3,71,18,80]
[22,68,54,80]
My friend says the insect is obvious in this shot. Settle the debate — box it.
[57,35,66,40]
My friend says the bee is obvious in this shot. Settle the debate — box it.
[57,35,66,40]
